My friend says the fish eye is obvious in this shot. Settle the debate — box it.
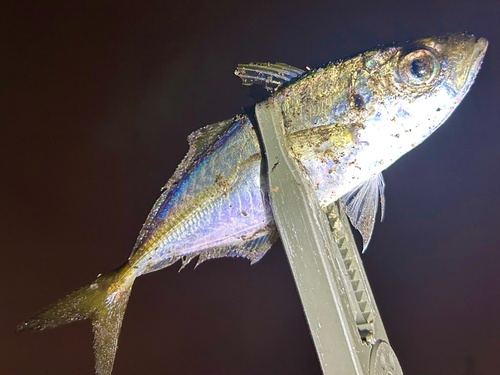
[398,48,439,86]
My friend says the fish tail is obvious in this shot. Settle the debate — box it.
[17,263,137,375]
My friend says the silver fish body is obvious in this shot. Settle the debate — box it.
[130,115,277,274]
[132,34,488,270]
[18,33,488,375]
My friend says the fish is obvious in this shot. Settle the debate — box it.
[17,33,487,375]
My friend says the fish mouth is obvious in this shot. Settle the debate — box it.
[460,37,488,94]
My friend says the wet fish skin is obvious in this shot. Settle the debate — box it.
[17,34,487,375]
[134,34,488,273]
[278,34,488,207]
[130,115,277,275]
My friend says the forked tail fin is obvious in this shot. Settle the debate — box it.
[17,264,136,375]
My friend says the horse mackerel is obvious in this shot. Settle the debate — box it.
[18,33,487,375]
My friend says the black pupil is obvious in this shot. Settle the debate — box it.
[353,93,364,109]
[410,59,429,78]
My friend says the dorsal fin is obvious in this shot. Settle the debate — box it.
[339,173,385,252]
[235,62,305,91]
[161,117,237,195]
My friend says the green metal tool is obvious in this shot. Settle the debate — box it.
[255,99,403,375]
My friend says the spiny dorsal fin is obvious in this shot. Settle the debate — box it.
[339,173,385,252]
[235,62,305,91]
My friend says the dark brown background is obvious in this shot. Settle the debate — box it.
[2,1,500,374]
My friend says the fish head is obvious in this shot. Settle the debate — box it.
[354,33,488,172]
[277,34,487,203]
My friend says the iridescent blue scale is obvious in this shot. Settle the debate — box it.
[130,116,276,273]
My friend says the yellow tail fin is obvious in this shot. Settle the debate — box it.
[17,264,136,375]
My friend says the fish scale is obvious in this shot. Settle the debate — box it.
[135,116,276,274]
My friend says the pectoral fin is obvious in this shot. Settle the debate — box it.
[235,62,305,91]
[339,173,385,252]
